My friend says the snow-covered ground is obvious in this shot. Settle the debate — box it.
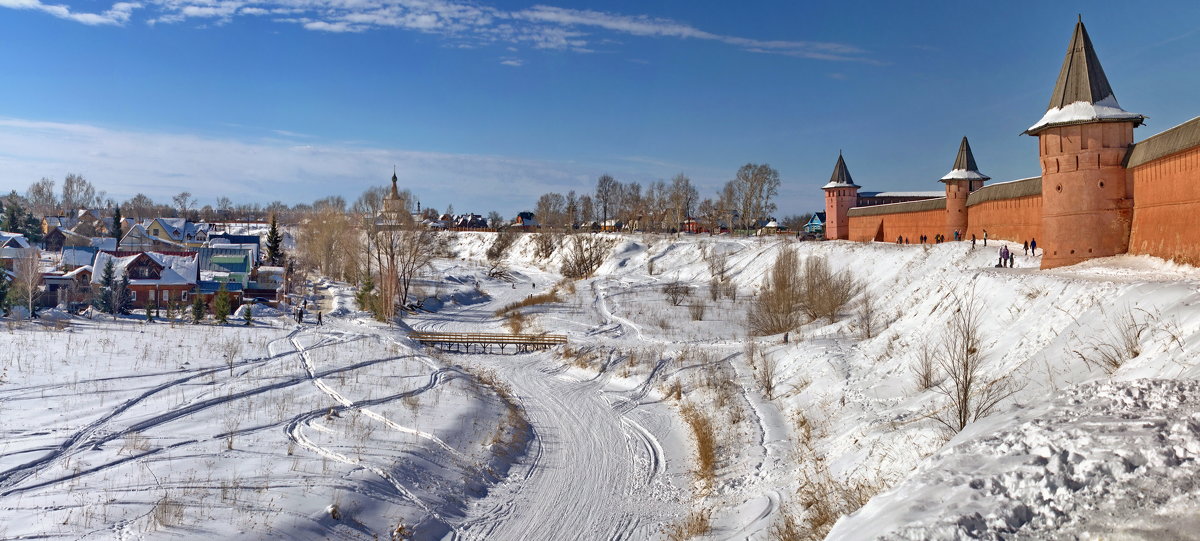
[4,232,1200,539]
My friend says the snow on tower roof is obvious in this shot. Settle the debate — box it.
[940,136,990,182]
[1026,18,1144,135]
[821,153,860,189]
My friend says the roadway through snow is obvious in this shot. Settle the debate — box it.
[411,267,691,540]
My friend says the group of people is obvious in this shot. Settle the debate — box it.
[996,239,1039,268]
[293,304,323,325]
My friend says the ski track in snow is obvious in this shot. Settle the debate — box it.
[411,274,687,540]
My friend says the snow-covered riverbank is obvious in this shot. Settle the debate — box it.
[4,233,1200,539]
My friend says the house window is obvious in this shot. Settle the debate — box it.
[150,290,157,301]
[181,291,188,301]
[130,290,137,301]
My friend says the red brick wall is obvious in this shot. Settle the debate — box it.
[848,208,945,243]
[965,195,1043,245]
[1129,145,1200,265]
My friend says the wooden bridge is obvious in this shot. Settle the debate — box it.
[411,331,568,354]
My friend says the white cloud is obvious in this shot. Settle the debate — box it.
[0,0,872,62]
[0,0,141,25]
[499,58,522,67]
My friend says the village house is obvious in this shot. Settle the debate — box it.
[91,251,199,308]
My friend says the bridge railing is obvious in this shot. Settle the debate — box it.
[410,331,568,347]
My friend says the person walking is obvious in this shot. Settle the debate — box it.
[954,230,960,241]
[1008,252,1016,268]
[317,311,323,325]
[971,234,976,247]
[1023,240,1029,256]
[983,229,989,246]
[1030,238,1038,256]
[998,245,1008,267]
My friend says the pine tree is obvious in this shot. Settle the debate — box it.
[116,274,132,315]
[0,273,10,315]
[266,214,284,266]
[94,259,117,314]
[213,284,231,324]
[243,303,253,326]
[164,300,175,322]
[2,199,20,233]
[112,205,124,240]
[356,275,377,318]
[191,293,205,324]
[145,302,155,323]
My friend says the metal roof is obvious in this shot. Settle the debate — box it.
[1027,19,1144,135]
[822,153,860,189]
[941,136,990,182]
[1126,116,1200,168]
[847,197,946,217]
[966,177,1042,206]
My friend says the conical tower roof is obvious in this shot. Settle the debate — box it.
[1026,18,1144,135]
[821,153,860,190]
[940,136,989,182]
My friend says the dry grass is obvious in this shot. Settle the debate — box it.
[1071,306,1150,375]
[494,290,563,318]
[504,312,527,334]
[679,402,718,492]
[663,508,712,540]
[688,302,706,321]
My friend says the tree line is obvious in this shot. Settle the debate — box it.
[525,163,786,233]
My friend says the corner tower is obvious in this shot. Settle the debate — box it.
[822,153,860,240]
[1026,18,1144,268]
[940,136,989,239]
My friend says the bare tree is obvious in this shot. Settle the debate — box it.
[11,248,42,318]
[733,163,781,229]
[595,174,619,227]
[535,192,567,230]
[668,173,698,231]
[25,178,58,216]
[561,235,612,279]
[857,290,879,339]
[61,174,96,211]
[123,193,156,221]
[172,192,196,217]
[931,292,1020,434]
[747,246,804,336]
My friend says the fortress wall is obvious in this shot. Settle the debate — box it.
[1129,144,1200,265]
[847,199,945,243]
[965,177,1043,245]
[843,178,1045,247]
[965,195,1043,245]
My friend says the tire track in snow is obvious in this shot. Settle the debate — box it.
[449,352,682,541]
[0,329,308,494]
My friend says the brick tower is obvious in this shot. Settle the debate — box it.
[940,136,988,239]
[822,153,860,240]
[1026,18,1144,269]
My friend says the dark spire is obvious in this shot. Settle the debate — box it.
[941,136,990,182]
[953,136,978,171]
[388,167,400,199]
[1046,19,1116,111]
[822,153,860,189]
[1025,18,1144,135]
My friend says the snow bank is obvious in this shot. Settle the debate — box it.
[829,379,1200,540]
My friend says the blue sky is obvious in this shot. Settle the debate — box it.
[2,0,1199,217]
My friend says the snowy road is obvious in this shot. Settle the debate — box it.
[449,352,685,540]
